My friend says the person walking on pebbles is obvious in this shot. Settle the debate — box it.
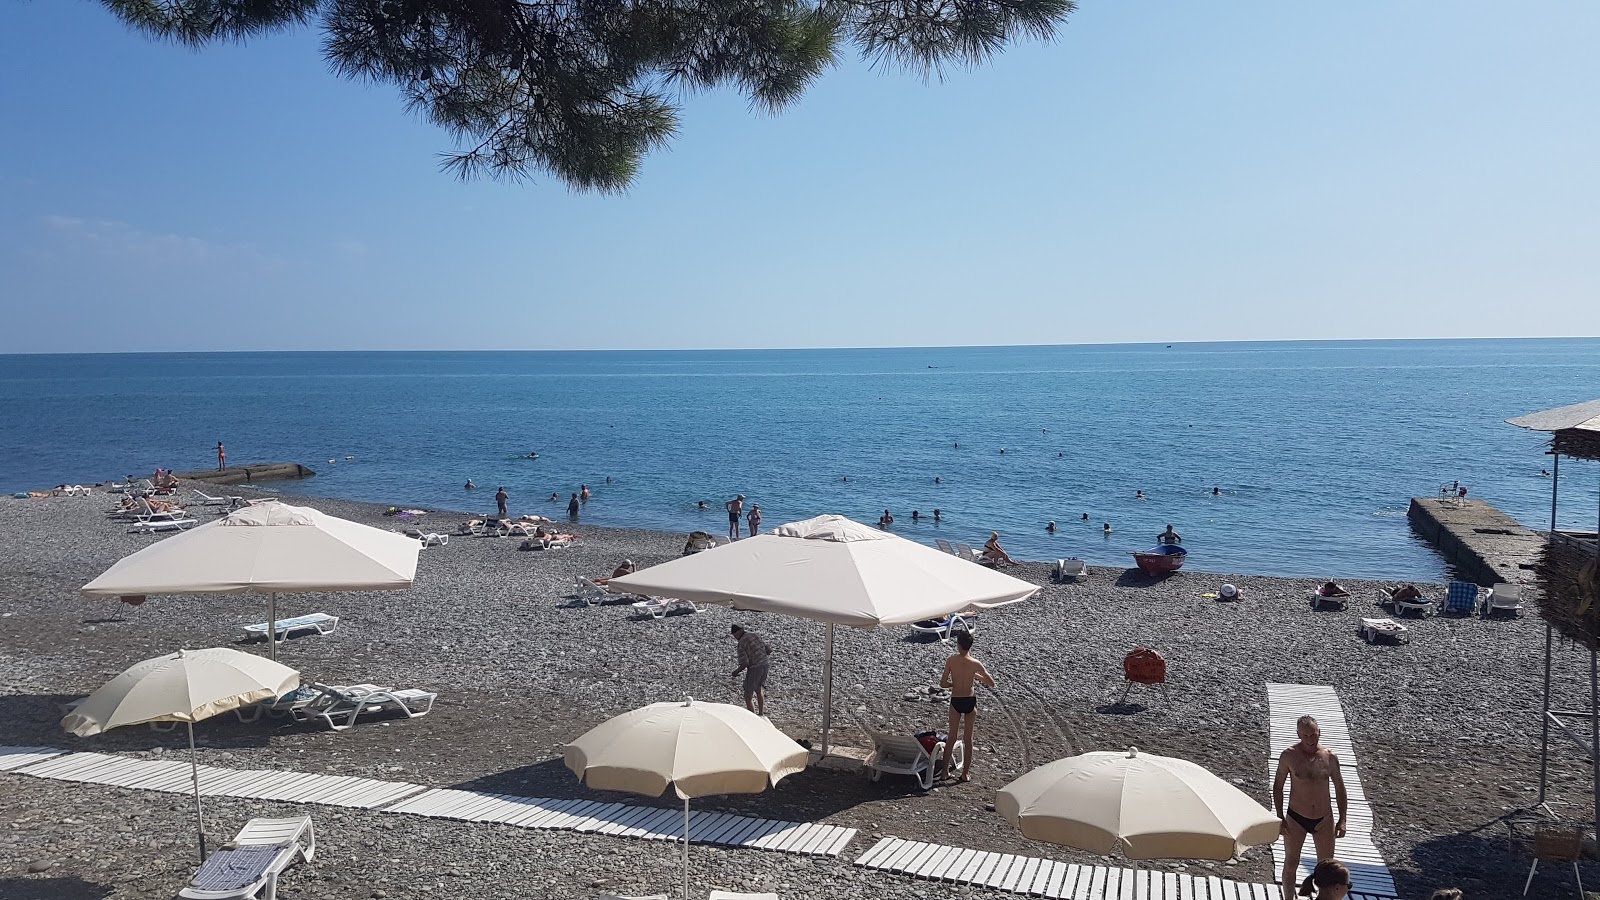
[729,624,770,716]
[495,486,509,519]
[939,630,994,783]
[1274,715,1348,900]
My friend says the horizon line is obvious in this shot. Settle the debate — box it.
[2,334,1598,357]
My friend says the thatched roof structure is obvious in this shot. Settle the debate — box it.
[1508,399,1600,461]
[1536,532,1600,649]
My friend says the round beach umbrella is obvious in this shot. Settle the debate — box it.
[62,647,300,862]
[996,747,1281,862]
[606,515,1038,753]
[565,698,808,900]
[80,500,420,658]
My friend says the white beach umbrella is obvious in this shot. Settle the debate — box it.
[566,699,808,900]
[62,647,300,862]
[80,500,420,658]
[996,747,1281,862]
[606,515,1038,752]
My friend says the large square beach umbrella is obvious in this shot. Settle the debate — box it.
[606,515,1038,753]
[80,500,420,658]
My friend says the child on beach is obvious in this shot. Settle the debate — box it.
[939,630,994,783]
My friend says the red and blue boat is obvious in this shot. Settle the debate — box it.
[1131,544,1187,575]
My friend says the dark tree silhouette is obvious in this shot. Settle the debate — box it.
[99,0,1074,190]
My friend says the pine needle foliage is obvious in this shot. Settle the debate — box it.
[101,0,1075,190]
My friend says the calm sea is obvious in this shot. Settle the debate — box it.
[3,340,1598,580]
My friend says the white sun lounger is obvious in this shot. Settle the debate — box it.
[1359,617,1410,644]
[402,529,448,547]
[293,682,437,731]
[241,613,340,642]
[574,576,609,605]
[129,517,198,534]
[631,596,698,619]
[954,543,986,564]
[179,815,315,900]
[710,893,780,900]
[1482,583,1525,616]
[936,539,958,555]
[193,488,245,508]
[1053,558,1087,582]
[860,723,962,790]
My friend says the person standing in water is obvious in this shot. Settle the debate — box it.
[216,442,226,471]
[1274,715,1348,900]
[495,486,509,519]
[747,503,762,536]
[580,484,591,502]
[939,630,994,783]
[567,492,581,518]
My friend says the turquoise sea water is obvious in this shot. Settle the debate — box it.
[3,339,1598,580]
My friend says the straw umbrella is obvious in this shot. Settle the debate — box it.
[61,648,299,862]
[80,500,420,659]
[996,747,1280,875]
[606,515,1038,754]
[565,698,808,900]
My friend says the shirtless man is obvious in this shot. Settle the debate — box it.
[725,494,745,541]
[1273,715,1348,900]
[939,630,995,783]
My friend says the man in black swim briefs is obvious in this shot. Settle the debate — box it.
[1273,715,1348,900]
[725,494,745,541]
[939,630,995,783]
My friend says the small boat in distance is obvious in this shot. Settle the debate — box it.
[1131,544,1187,575]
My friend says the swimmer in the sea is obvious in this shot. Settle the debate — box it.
[465,480,476,490]
[1046,520,1056,533]
[1103,522,1113,534]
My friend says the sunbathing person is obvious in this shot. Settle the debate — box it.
[1320,581,1350,597]
[594,559,636,585]
[982,532,1014,565]
[1389,583,1423,602]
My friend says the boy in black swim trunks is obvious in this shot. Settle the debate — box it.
[1273,715,1348,900]
[938,629,994,783]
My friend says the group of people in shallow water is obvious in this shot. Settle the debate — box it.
[463,480,608,521]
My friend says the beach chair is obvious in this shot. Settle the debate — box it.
[1053,558,1087,582]
[193,488,245,508]
[234,685,322,723]
[574,576,609,605]
[1443,581,1479,615]
[631,596,697,619]
[179,815,315,900]
[1482,583,1525,616]
[241,613,340,643]
[861,723,962,790]
[710,893,780,900]
[292,682,437,731]
[129,517,198,534]
[417,532,447,548]
[1380,586,1433,618]
[908,613,974,642]
[936,539,958,555]
[954,543,986,564]
[1308,586,1350,611]
[598,895,668,900]
[1359,617,1410,644]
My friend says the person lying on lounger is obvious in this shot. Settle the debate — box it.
[1319,581,1349,597]
[594,559,635,585]
[1388,584,1423,602]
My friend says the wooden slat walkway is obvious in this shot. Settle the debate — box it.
[1265,684,1399,899]
[1,747,855,858]
[853,837,1279,899]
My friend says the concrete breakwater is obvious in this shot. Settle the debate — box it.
[171,462,315,485]
[1406,496,1543,585]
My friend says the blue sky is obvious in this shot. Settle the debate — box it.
[2,1,1596,352]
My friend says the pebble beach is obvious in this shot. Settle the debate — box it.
[1,486,1593,899]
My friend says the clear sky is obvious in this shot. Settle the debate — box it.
[1,2,1596,352]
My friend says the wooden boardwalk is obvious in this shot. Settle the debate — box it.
[1266,684,1399,899]
[854,836,1278,899]
[0,746,854,857]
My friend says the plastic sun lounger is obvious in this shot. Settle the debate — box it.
[953,543,984,563]
[936,539,958,555]
[631,596,698,619]
[908,614,974,642]
[861,726,962,791]
[241,613,340,642]
[179,815,315,900]
[129,518,198,534]
[1443,581,1479,615]
[1482,583,1525,616]
[292,682,437,731]
[1359,617,1410,644]
[1054,558,1087,582]
[574,576,609,605]
[710,893,780,900]
[1379,587,1434,618]
[193,489,245,507]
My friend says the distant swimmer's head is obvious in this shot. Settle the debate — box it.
[1082,513,1089,520]
[1103,523,1112,531]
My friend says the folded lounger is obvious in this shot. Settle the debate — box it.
[292,682,437,731]
[193,488,245,508]
[241,613,340,643]
[179,815,315,900]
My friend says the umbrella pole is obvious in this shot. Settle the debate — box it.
[683,797,691,900]
[188,721,206,863]
[821,623,835,758]
[267,594,277,660]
